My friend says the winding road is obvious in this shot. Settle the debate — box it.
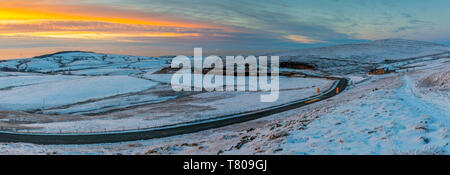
[0,78,348,144]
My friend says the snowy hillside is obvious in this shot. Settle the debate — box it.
[0,50,333,133]
[0,39,448,155]
[0,51,173,116]
[271,39,450,74]
[0,51,169,73]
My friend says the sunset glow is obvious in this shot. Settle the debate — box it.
[0,1,219,43]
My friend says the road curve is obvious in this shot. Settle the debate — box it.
[0,78,348,145]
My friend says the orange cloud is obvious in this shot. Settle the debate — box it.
[0,31,201,39]
[0,0,229,41]
[0,0,218,28]
[284,35,325,44]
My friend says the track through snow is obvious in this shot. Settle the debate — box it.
[400,76,449,121]
[283,75,449,155]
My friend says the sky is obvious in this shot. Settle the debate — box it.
[1,0,450,59]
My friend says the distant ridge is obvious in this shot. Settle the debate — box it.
[265,38,450,74]
[33,51,96,59]
[270,38,450,61]
[372,38,449,46]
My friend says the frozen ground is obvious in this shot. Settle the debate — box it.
[0,76,158,111]
[0,39,449,154]
[11,76,332,133]
[271,39,450,74]
[281,74,448,154]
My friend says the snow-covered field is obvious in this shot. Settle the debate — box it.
[0,75,80,90]
[271,39,450,74]
[281,74,449,154]
[0,50,333,133]
[0,39,449,155]
[11,76,332,133]
[0,76,158,111]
